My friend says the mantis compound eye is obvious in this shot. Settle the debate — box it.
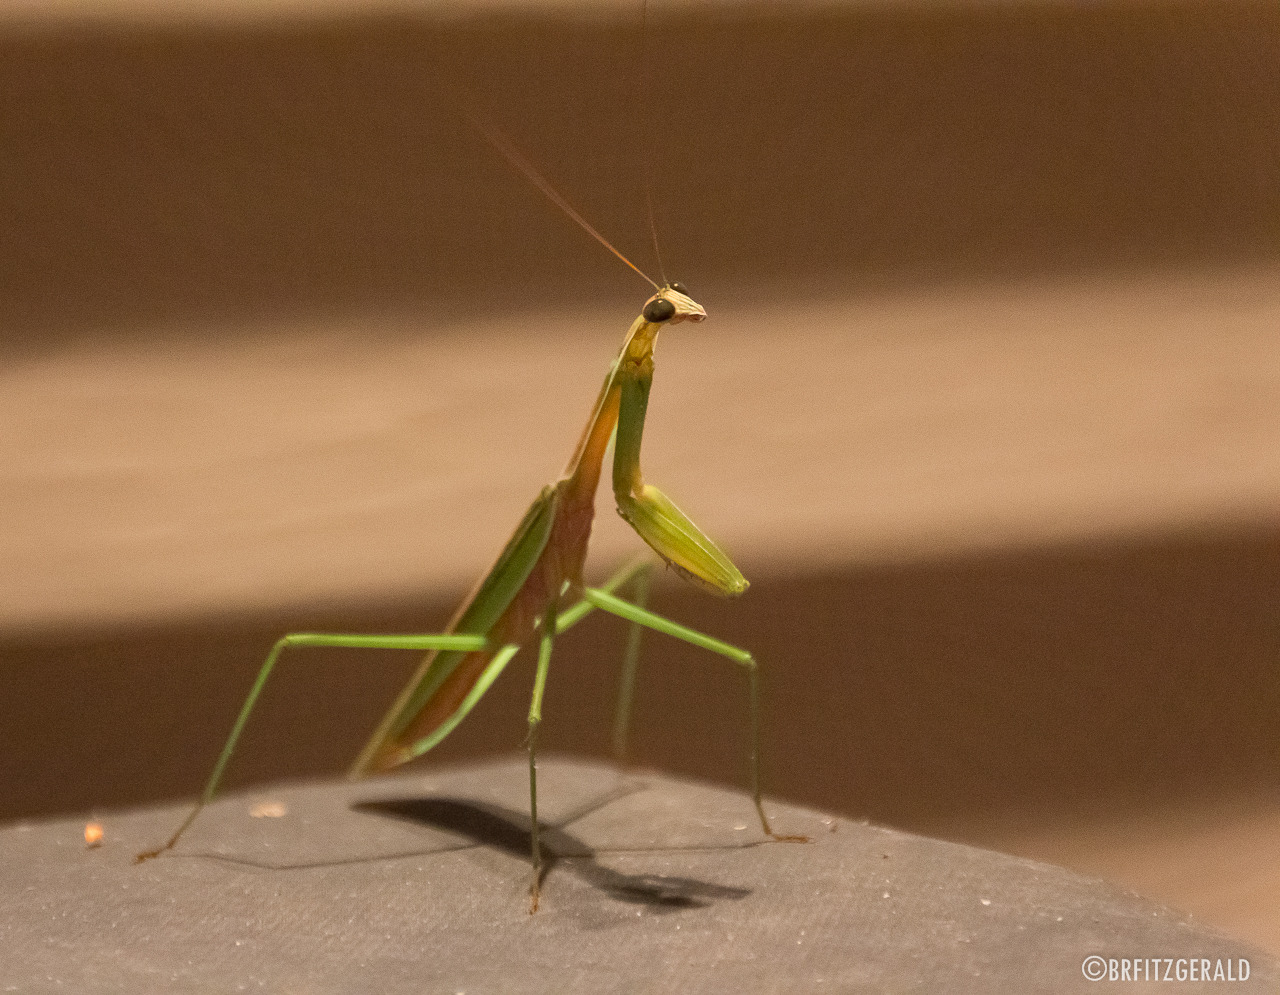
[643,297,676,323]
[670,282,688,295]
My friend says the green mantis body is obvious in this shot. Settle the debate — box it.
[138,135,803,912]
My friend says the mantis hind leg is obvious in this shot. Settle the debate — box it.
[134,630,488,864]
[611,563,652,763]
[581,586,808,844]
[547,556,653,762]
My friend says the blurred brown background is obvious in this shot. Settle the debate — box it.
[2,0,1279,952]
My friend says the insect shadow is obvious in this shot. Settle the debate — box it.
[354,795,753,911]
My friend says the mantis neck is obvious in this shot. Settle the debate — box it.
[560,313,659,505]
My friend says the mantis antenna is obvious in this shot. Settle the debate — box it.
[639,0,668,286]
[466,112,661,291]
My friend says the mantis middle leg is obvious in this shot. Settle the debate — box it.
[526,597,558,914]
[582,586,807,844]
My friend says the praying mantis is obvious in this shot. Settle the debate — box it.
[136,122,804,913]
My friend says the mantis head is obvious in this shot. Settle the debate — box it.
[642,283,706,325]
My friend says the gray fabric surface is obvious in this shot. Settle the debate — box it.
[2,756,1272,993]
